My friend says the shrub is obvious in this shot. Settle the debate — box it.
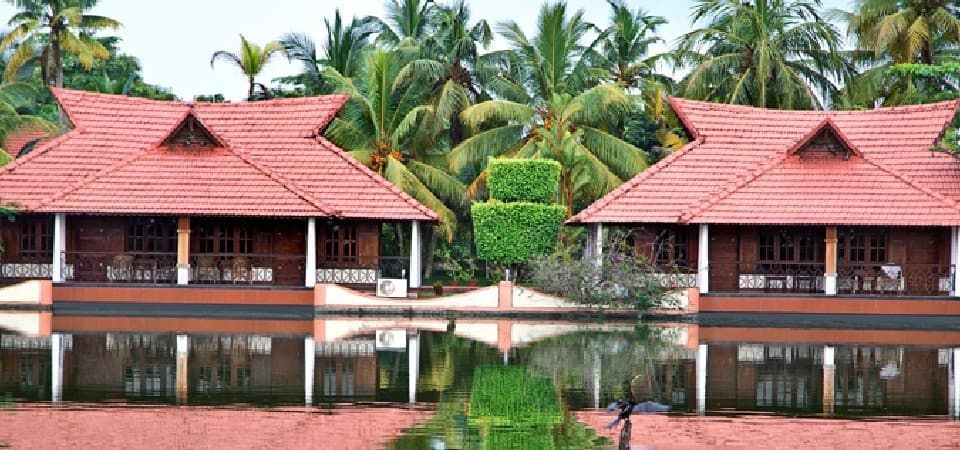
[526,229,679,310]
[472,202,566,264]
[487,158,561,204]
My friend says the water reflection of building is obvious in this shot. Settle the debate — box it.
[705,343,950,415]
[0,334,62,400]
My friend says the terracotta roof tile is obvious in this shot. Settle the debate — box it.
[569,97,960,226]
[0,89,438,221]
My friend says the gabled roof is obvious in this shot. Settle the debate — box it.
[785,117,860,158]
[0,88,438,221]
[569,97,960,226]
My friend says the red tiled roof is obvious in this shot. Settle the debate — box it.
[0,88,438,221]
[3,123,52,158]
[569,97,960,226]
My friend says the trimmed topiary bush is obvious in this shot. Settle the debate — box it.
[472,202,566,264]
[487,158,561,204]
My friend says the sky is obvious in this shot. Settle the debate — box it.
[0,0,850,100]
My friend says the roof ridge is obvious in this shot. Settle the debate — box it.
[679,149,793,223]
[36,141,154,210]
[567,137,704,224]
[313,136,440,221]
[221,143,339,217]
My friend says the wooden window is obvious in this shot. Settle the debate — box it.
[839,229,886,264]
[194,225,216,253]
[757,228,822,262]
[19,216,53,259]
[192,222,255,255]
[125,218,176,253]
[654,228,688,267]
[322,223,359,265]
[759,233,775,261]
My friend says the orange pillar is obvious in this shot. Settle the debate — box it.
[176,217,190,285]
[825,226,838,295]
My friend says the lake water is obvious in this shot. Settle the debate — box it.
[0,312,958,449]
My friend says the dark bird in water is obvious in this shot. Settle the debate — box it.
[605,400,671,429]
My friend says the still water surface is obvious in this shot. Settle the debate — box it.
[0,314,958,449]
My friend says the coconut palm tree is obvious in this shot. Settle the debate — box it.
[832,1,960,108]
[594,1,684,153]
[596,0,669,89]
[322,50,464,241]
[448,2,647,212]
[674,0,850,109]
[210,35,284,101]
[280,9,376,94]
[0,0,120,87]
[844,0,960,64]
[367,0,437,51]
[393,1,492,146]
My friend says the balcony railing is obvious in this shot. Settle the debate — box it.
[190,253,305,286]
[709,261,827,293]
[316,256,409,285]
[65,251,177,284]
[12,252,412,287]
[0,256,59,280]
[646,265,698,289]
[837,263,954,296]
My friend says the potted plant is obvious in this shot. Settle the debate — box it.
[433,280,444,296]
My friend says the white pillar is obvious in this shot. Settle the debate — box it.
[304,336,315,406]
[823,346,835,414]
[52,214,66,283]
[305,218,317,288]
[409,221,422,289]
[696,343,707,415]
[50,333,64,404]
[408,333,419,404]
[697,224,710,294]
[950,348,960,418]
[591,223,603,270]
[176,334,188,404]
[951,227,960,297]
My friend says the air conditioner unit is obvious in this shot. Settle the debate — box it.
[375,329,407,351]
[376,278,408,298]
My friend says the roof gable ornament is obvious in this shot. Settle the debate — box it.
[162,111,224,149]
[787,117,861,160]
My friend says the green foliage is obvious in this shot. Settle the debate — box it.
[526,229,677,310]
[487,158,560,204]
[675,0,849,109]
[471,202,565,264]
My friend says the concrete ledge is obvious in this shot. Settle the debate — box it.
[0,280,53,305]
[701,294,960,315]
[53,284,313,306]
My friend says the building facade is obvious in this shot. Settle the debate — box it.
[0,89,436,289]
[570,97,960,301]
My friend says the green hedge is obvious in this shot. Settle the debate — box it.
[471,202,566,264]
[487,158,561,204]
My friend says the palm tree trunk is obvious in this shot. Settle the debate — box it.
[248,76,255,101]
[52,31,67,131]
